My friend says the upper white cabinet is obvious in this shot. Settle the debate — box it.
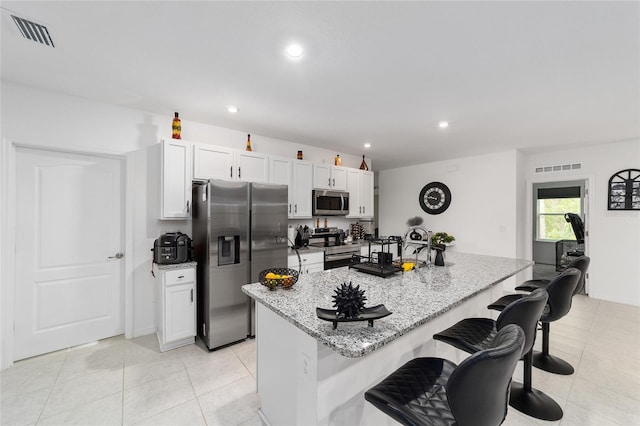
[313,164,347,191]
[346,169,374,218]
[193,143,269,183]
[161,139,192,219]
[193,144,234,181]
[291,160,313,218]
[269,156,313,218]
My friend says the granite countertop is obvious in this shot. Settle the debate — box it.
[242,252,533,358]
[288,246,325,255]
[157,261,197,270]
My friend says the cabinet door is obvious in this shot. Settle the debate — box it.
[360,171,374,218]
[193,144,234,181]
[270,156,293,216]
[164,282,195,343]
[313,164,331,189]
[346,169,361,218]
[331,167,348,191]
[292,161,313,217]
[237,151,269,183]
[162,139,192,219]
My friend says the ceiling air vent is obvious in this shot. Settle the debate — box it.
[535,163,582,173]
[11,14,55,47]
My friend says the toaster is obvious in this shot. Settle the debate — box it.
[153,232,191,264]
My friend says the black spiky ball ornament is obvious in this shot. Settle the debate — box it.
[332,282,367,319]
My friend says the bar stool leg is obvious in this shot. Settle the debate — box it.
[532,322,575,375]
[509,349,563,420]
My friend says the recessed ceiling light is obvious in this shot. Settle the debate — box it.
[364,143,371,148]
[438,121,449,128]
[286,44,304,58]
[227,106,239,113]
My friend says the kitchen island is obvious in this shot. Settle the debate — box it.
[242,252,533,426]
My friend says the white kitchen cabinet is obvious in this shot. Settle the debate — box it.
[269,156,293,215]
[270,157,313,218]
[313,164,347,191]
[157,266,196,352]
[288,251,324,274]
[193,143,269,183]
[346,169,374,218]
[291,160,313,218]
[161,139,193,219]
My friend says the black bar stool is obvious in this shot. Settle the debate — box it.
[433,289,563,421]
[364,324,525,426]
[488,268,581,375]
[516,255,589,294]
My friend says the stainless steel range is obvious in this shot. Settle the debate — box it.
[308,227,361,270]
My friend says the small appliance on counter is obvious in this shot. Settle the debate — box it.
[153,232,192,264]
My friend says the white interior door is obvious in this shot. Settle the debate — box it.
[14,148,124,360]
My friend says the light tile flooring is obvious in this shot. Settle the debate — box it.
[1,295,639,425]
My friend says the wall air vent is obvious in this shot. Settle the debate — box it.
[534,163,582,173]
[10,14,55,47]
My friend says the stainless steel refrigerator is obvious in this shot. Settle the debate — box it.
[192,180,288,350]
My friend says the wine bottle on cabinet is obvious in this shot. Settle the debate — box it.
[360,155,369,171]
[172,112,181,139]
[335,155,341,166]
[246,134,252,151]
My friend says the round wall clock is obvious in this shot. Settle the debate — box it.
[419,182,452,215]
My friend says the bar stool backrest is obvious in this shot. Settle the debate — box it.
[446,324,525,426]
[496,288,548,357]
[543,267,581,323]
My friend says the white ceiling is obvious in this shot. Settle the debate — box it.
[2,1,638,170]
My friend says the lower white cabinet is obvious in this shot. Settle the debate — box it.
[157,265,196,351]
[288,251,324,274]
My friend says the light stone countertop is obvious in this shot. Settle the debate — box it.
[242,252,533,358]
[156,261,197,270]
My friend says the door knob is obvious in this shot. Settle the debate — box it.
[108,252,124,259]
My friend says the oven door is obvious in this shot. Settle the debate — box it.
[324,252,359,270]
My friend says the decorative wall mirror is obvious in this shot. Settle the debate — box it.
[608,168,640,210]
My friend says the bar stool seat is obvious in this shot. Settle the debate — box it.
[365,325,525,426]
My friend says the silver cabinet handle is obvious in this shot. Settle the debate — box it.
[363,206,365,214]
[178,275,184,279]
[230,166,233,178]
[328,178,331,187]
[333,178,335,187]
[295,204,297,213]
[239,167,241,179]
[289,204,292,214]
[108,252,124,259]
[186,200,190,213]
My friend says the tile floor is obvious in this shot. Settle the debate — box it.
[1,294,639,425]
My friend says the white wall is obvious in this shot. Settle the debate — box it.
[523,139,640,306]
[0,81,365,367]
[378,140,640,307]
[379,150,519,258]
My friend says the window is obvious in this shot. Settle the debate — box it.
[536,187,581,241]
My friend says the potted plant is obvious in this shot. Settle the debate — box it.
[431,232,455,250]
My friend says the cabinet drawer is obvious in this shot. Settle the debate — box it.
[165,268,195,286]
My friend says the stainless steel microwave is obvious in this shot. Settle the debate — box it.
[312,189,349,216]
